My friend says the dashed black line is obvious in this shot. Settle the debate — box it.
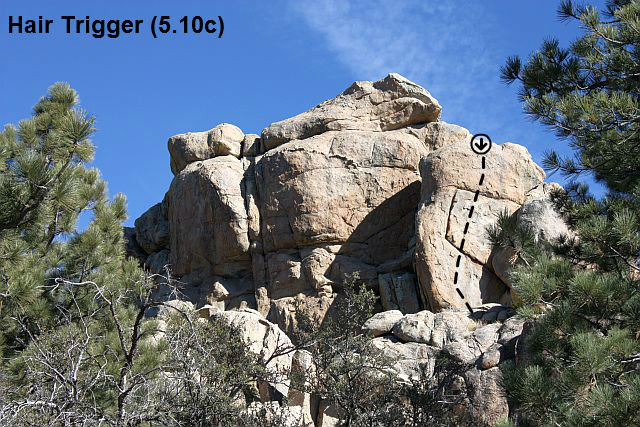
[453,155,487,315]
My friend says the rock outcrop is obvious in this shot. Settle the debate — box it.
[127,72,568,330]
[365,307,523,425]
[415,142,546,311]
[126,72,572,426]
[130,73,474,332]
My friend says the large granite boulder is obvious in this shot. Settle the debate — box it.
[153,74,456,328]
[415,142,545,311]
[254,128,429,316]
[134,203,169,254]
[261,73,442,150]
[492,182,572,293]
[212,309,294,401]
[133,72,566,341]
[167,156,253,308]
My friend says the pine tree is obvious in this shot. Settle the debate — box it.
[498,1,640,425]
[0,82,138,358]
[0,84,271,426]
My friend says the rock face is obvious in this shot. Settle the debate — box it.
[125,73,573,426]
[261,73,441,150]
[168,156,253,309]
[168,123,244,175]
[212,308,294,401]
[415,142,546,311]
[134,203,170,254]
[128,73,473,332]
[367,308,522,425]
[128,72,564,332]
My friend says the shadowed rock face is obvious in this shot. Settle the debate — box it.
[128,73,563,332]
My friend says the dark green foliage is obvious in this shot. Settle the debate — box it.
[501,0,640,193]
[0,83,134,358]
[299,276,407,426]
[499,1,640,425]
[159,312,267,426]
[400,354,470,427]
[0,275,272,426]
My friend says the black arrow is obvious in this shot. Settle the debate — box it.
[474,138,488,150]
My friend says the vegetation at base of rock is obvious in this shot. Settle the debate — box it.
[498,1,640,425]
[291,276,470,426]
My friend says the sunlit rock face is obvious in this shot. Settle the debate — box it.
[129,72,563,333]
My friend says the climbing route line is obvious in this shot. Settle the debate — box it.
[455,134,492,314]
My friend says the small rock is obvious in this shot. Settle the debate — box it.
[429,311,475,347]
[497,309,512,321]
[316,400,341,427]
[392,311,435,343]
[242,133,261,157]
[442,323,501,364]
[479,346,501,370]
[155,299,195,319]
[497,316,525,346]
[168,130,210,175]
[145,249,170,275]
[362,310,404,337]
[462,367,509,424]
[481,311,498,323]
[209,123,244,158]
[123,226,147,263]
[134,203,170,254]
[197,304,220,319]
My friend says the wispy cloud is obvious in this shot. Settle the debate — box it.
[290,1,503,126]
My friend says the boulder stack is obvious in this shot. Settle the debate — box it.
[128,73,566,333]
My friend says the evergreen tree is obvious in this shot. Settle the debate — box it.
[0,82,137,358]
[0,85,270,426]
[498,1,640,425]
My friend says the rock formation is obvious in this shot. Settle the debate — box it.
[130,72,564,327]
[128,73,569,425]
[415,142,546,311]
[365,304,523,425]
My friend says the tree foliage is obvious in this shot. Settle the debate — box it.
[0,85,271,426]
[499,1,640,425]
[292,277,469,426]
[0,83,136,358]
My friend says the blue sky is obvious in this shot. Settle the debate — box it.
[1,1,605,226]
